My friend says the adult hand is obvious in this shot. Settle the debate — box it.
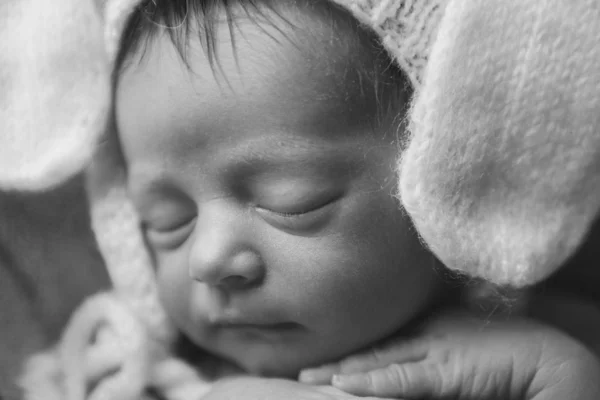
[299,311,600,399]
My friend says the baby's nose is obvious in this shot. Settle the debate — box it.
[190,249,264,290]
[187,202,264,290]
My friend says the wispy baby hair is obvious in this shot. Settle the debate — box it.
[116,0,412,129]
[117,0,275,71]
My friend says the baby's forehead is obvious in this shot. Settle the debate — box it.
[118,2,406,173]
[129,13,382,119]
[227,7,392,128]
[118,0,409,133]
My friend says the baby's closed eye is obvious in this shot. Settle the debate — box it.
[143,214,197,250]
[255,193,342,232]
[249,176,344,232]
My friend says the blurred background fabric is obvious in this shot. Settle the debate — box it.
[0,176,109,399]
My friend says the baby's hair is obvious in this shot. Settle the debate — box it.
[116,0,412,134]
[117,0,274,72]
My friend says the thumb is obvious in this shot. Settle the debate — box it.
[332,362,451,399]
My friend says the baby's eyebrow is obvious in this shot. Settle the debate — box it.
[128,138,365,197]
[221,139,363,180]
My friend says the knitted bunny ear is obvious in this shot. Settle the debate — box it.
[400,0,600,287]
[0,0,140,191]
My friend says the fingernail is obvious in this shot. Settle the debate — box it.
[298,369,315,383]
[332,373,367,390]
[298,369,326,384]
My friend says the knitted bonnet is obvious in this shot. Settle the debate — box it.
[2,0,600,399]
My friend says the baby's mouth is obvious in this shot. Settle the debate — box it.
[216,320,299,330]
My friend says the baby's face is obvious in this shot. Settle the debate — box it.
[116,10,441,377]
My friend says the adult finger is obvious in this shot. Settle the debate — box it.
[298,339,428,385]
[299,338,429,385]
[331,362,449,399]
[298,363,343,385]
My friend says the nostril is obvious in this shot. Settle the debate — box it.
[220,275,251,290]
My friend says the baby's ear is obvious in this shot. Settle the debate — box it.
[400,0,600,287]
[0,0,140,191]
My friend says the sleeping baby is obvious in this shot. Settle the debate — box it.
[19,0,600,399]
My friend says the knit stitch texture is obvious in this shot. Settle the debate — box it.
[401,0,600,286]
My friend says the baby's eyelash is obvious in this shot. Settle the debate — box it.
[142,216,196,233]
[258,196,340,218]
[271,209,314,218]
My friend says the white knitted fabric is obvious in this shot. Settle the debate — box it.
[90,180,173,342]
[18,1,447,399]
[331,0,448,86]
[0,0,109,190]
[400,0,600,287]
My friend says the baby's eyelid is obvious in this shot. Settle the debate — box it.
[256,195,340,217]
[144,215,197,233]
[143,216,196,250]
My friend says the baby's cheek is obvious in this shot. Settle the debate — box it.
[155,252,196,331]
[324,195,440,330]
[287,236,406,338]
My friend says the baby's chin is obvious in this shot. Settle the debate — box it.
[207,340,342,379]
[181,323,365,378]
[219,347,315,378]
